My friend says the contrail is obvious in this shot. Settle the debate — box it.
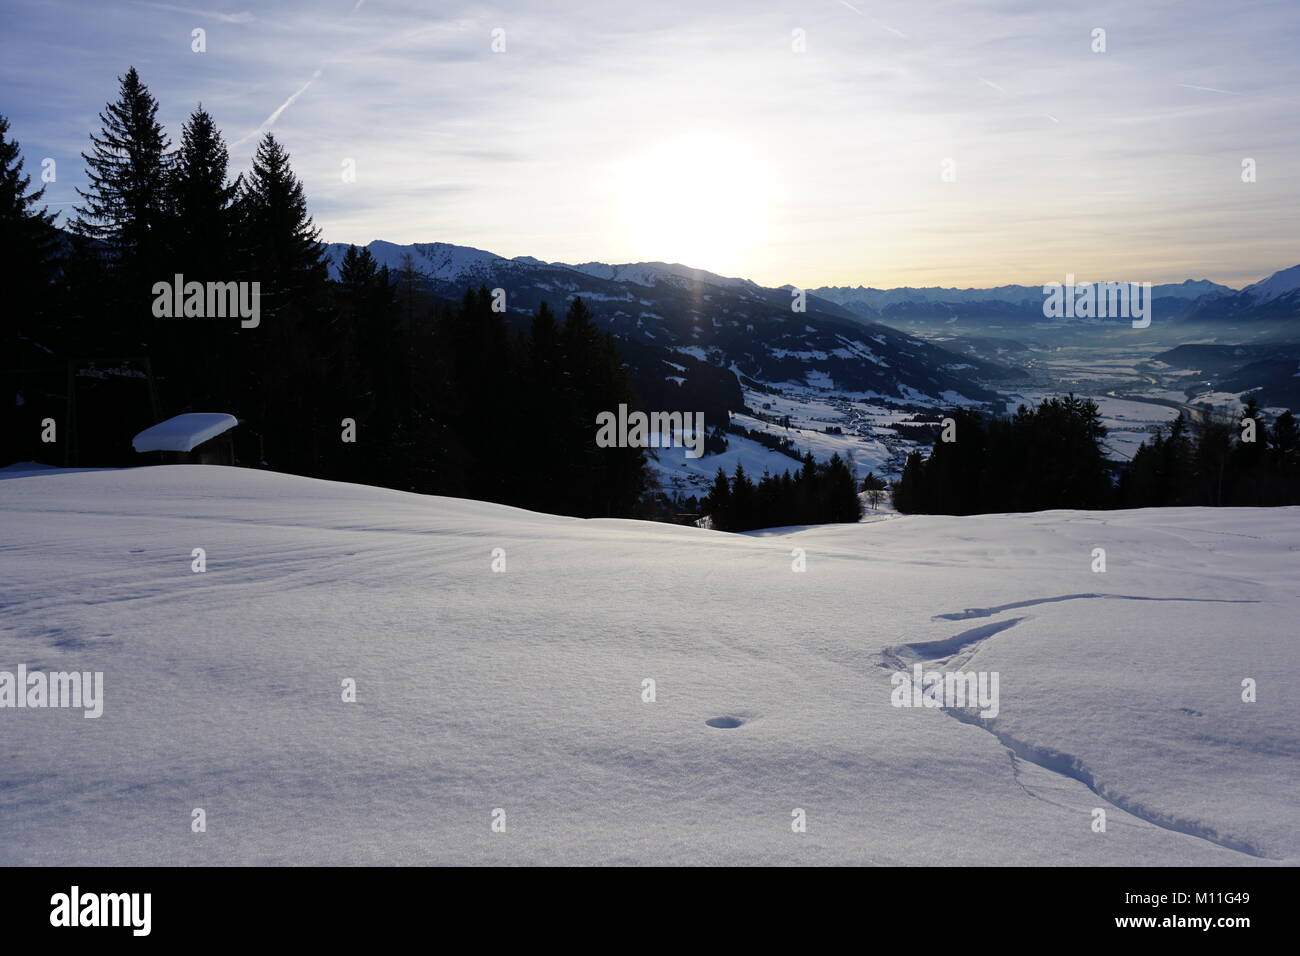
[835,1,907,37]
[233,69,322,147]
[1177,83,1242,96]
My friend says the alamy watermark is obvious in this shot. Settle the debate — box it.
[0,665,104,718]
[595,404,706,459]
[1042,274,1152,328]
[151,274,260,328]
[50,886,150,936]
[891,663,999,718]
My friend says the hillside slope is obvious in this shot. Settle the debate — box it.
[321,240,1011,402]
[0,465,1295,865]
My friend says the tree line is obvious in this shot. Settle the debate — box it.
[703,453,862,531]
[1,67,645,517]
[1120,397,1299,507]
[892,395,1300,514]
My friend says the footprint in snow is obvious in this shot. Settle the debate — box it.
[705,716,744,729]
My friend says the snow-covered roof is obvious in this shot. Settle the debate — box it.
[132,413,238,453]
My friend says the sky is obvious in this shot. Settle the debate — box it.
[2,0,1298,290]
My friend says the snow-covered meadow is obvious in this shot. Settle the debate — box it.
[0,464,1295,865]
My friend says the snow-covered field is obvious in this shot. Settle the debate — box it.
[651,386,918,496]
[1,464,1296,866]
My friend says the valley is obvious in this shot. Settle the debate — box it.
[320,241,1300,498]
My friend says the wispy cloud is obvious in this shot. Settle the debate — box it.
[134,2,254,24]
[4,0,1297,288]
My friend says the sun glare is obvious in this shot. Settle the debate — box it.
[618,134,768,273]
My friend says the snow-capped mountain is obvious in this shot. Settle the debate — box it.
[322,240,1016,406]
[322,240,507,283]
[1179,264,1300,327]
[1242,264,1300,303]
[811,279,1233,327]
[555,260,759,291]
[813,279,1228,311]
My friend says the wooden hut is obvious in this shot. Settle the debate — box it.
[132,413,239,465]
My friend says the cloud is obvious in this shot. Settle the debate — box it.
[134,2,254,23]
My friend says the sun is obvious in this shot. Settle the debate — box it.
[618,133,768,273]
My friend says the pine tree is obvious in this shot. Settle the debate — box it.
[339,243,377,288]
[0,114,62,465]
[557,296,645,517]
[1229,397,1267,504]
[730,462,755,530]
[72,67,173,316]
[1266,410,1300,504]
[232,133,328,471]
[153,106,242,414]
[705,467,732,531]
[0,113,59,302]
[520,301,567,510]
[395,252,427,329]
[234,132,326,316]
[1192,408,1234,506]
[823,453,863,522]
[169,106,237,279]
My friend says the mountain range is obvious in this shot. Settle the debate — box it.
[811,271,1300,331]
[325,240,1300,333]
[322,240,1300,421]
[321,241,1016,410]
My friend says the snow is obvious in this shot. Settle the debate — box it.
[671,346,709,360]
[1,465,1296,866]
[1241,264,1300,302]
[131,413,238,454]
[731,412,893,476]
[322,240,505,282]
[559,260,756,291]
[813,279,1234,309]
[647,430,807,492]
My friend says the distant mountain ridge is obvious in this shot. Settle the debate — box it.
[811,278,1230,310]
[1179,264,1300,327]
[810,267,1300,328]
[321,240,1017,407]
[320,240,1300,413]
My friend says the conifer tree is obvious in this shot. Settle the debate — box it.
[0,114,62,464]
[0,113,59,306]
[235,132,326,315]
[72,67,172,316]
[823,453,863,522]
[232,133,328,470]
[169,106,237,278]
[705,467,732,530]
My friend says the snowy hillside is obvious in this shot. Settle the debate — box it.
[1,465,1295,865]
[556,260,758,291]
[322,240,507,283]
[317,239,1011,407]
[1179,263,1300,327]
[1242,264,1300,303]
